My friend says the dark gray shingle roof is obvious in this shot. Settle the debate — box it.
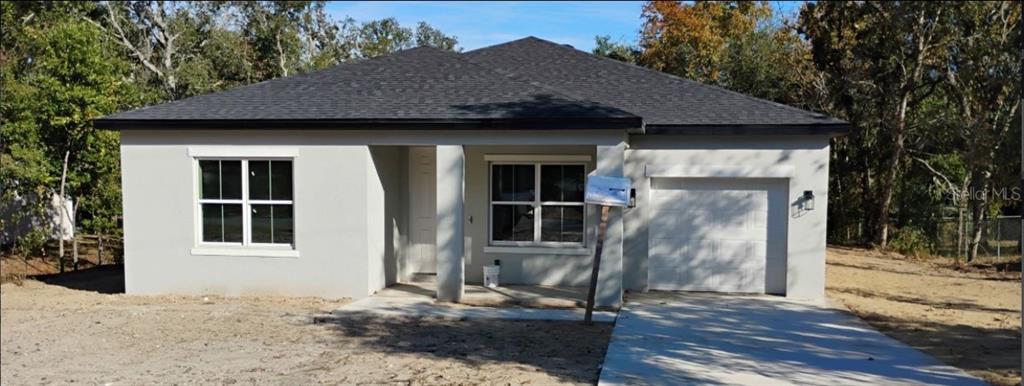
[97,36,847,133]
[101,46,636,126]
[464,37,845,129]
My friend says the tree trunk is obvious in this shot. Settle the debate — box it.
[967,196,985,262]
[877,93,911,248]
[860,149,873,244]
[956,205,964,262]
[57,150,69,273]
[967,174,992,262]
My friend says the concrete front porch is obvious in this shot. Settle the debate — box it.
[376,138,628,308]
[382,274,591,309]
[335,275,618,323]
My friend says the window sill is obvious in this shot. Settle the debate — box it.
[483,246,590,256]
[190,247,299,258]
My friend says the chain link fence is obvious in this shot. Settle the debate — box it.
[934,216,1021,260]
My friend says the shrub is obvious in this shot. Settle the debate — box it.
[889,226,933,257]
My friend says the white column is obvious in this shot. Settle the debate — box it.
[435,145,465,302]
[594,142,626,308]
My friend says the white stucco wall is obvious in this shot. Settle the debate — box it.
[462,145,598,287]
[623,135,832,300]
[120,130,401,299]
[119,128,830,303]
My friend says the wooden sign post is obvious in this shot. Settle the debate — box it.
[582,176,631,325]
[584,205,611,324]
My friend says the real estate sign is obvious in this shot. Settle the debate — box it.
[584,176,631,207]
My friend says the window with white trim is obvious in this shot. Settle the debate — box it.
[489,163,585,246]
[198,159,294,246]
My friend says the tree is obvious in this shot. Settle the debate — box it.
[592,35,639,64]
[237,1,358,78]
[720,26,822,109]
[415,21,458,51]
[354,17,458,58]
[93,1,212,99]
[356,17,412,58]
[639,1,771,83]
[799,2,952,247]
[2,1,463,260]
[2,13,140,249]
[940,1,1022,260]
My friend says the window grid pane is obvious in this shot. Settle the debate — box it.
[220,161,242,199]
[250,204,294,244]
[491,164,535,202]
[271,161,293,200]
[541,205,584,242]
[251,204,272,243]
[202,203,223,242]
[492,204,534,242]
[201,203,243,243]
[199,159,294,247]
[200,160,220,199]
[490,162,585,245]
[542,165,585,202]
[272,205,294,244]
[249,160,270,200]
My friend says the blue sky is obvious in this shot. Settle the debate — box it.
[325,1,805,52]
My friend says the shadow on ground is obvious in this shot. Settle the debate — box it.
[831,286,1020,314]
[851,310,1021,381]
[31,265,125,294]
[828,261,1020,282]
[317,314,612,384]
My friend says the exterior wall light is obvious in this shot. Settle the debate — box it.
[802,190,815,211]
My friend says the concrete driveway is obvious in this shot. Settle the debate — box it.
[599,293,984,386]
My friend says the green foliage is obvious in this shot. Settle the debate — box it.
[415,22,458,52]
[355,18,459,58]
[3,18,139,237]
[13,229,49,257]
[639,0,772,83]
[1,1,461,252]
[356,18,413,58]
[888,226,933,257]
[624,1,1021,250]
[593,36,639,64]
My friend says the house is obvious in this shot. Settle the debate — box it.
[95,37,848,307]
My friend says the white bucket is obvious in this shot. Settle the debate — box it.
[483,265,501,288]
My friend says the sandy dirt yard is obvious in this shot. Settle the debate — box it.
[0,270,611,385]
[827,247,1021,386]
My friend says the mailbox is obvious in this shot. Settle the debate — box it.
[584,176,631,207]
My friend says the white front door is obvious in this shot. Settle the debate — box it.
[648,178,779,293]
[408,147,437,274]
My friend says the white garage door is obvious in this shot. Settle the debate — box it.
[648,178,777,293]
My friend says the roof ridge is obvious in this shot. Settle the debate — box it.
[446,45,640,118]
[472,36,836,121]
[462,36,541,54]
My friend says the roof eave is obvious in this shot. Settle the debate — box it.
[94,117,644,131]
[642,123,851,137]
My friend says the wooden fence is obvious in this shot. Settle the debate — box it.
[60,234,123,272]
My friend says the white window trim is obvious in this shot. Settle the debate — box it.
[482,246,590,255]
[188,146,298,158]
[485,154,591,162]
[488,159,588,249]
[190,247,299,258]
[191,156,298,256]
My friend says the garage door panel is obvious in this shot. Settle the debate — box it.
[648,179,776,293]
